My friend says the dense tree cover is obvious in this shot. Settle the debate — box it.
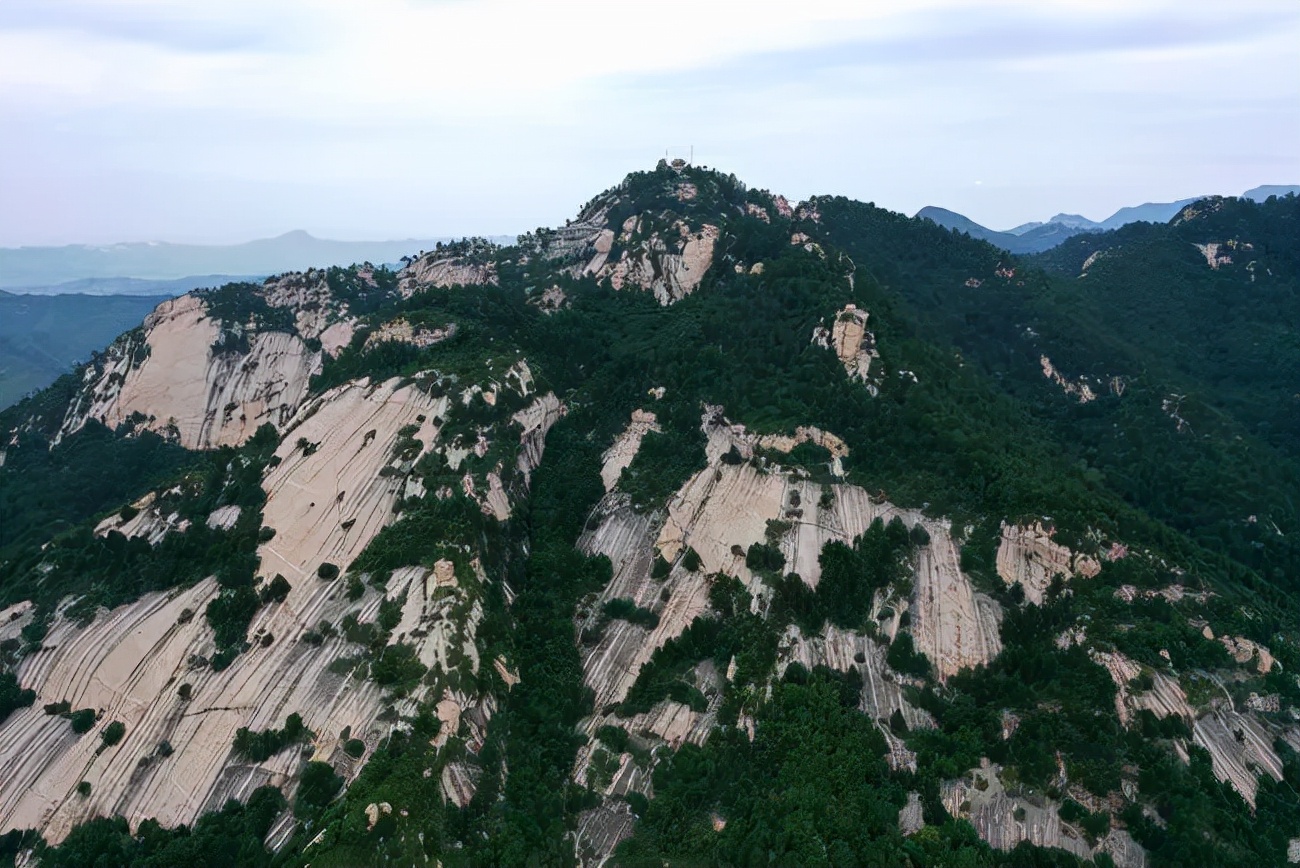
[0,423,277,629]
[617,674,1085,867]
[0,421,195,581]
[816,193,1300,599]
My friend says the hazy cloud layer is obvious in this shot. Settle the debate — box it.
[2,0,1297,244]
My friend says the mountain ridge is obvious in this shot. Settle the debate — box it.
[916,184,1294,253]
[0,231,516,290]
[1,162,1298,867]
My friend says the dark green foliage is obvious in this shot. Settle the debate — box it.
[233,712,310,762]
[16,169,1300,866]
[38,786,285,868]
[0,672,35,726]
[886,632,931,679]
[270,718,449,865]
[343,738,366,759]
[0,422,194,586]
[205,586,259,652]
[617,676,996,865]
[195,282,295,336]
[595,724,630,754]
[67,708,96,734]
[260,574,291,604]
[616,423,705,510]
[76,781,91,798]
[367,643,427,696]
[317,562,340,580]
[744,541,785,575]
[100,720,125,747]
[770,520,915,633]
[296,761,344,819]
[602,597,659,629]
[1,424,278,665]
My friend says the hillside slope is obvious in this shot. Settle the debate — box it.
[1,163,1298,868]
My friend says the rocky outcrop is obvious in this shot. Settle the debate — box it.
[1040,356,1097,404]
[259,271,356,352]
[59,294,321,450]
[93,490,191,545]
[529,285,569,313]
[996,523,1101,605]
[1192,705,1283,808]
[943,761,1146,867]
[781,624,934,737]
[1092,648,1284,807]
[1219,635,1274,674]
[397,246,497,297]
[363,318,457,350]
[812,305,879,390]
[600,409,660,492]
[513,392,565,484]
[910,529,1003,681]
[601,222,719,306]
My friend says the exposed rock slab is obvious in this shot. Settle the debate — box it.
[943,761,1145,867]
[601,410,660,493]
[60,294,320,450]
[602,222,719,306]
[397,250,497,297]
[812,304,879,387]
[0,375,484,845]
[997,522,1100,605]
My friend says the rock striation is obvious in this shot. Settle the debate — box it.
[0,369,546,843]
[59,295,320,450]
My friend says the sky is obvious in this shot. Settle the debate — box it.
[1,0,1297,246]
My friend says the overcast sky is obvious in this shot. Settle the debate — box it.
[1,0,1297,246]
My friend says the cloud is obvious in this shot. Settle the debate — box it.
[1,0,1297,243]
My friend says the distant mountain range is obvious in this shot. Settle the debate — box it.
[916,184,1298,254]
[0,230,515,292]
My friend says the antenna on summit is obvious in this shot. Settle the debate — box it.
[664,145,694,166]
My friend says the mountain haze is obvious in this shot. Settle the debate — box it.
[0,231,512,290]
[917,184,1292,253]
[1,163,1298,867]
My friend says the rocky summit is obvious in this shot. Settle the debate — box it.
[1,162,1300,867]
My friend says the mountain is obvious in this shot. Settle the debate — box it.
[916,206,1078,253]
[1094,197,1202,231]
[7,275,261,297]
[919,185,1292,254]
[1045,213,1101,231]
[0,291,172,410]
[1244,184,1300,202]
[1,163,1299,867]
[0,231,514,291]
